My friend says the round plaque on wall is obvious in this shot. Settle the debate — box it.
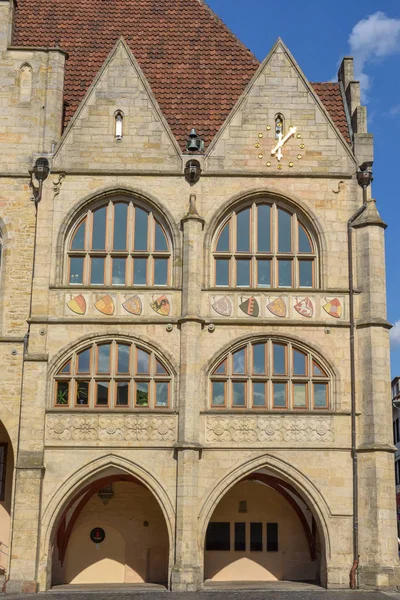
[90,527,106,544]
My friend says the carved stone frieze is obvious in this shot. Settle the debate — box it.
[206,415,334,443]
[46,414,176,444]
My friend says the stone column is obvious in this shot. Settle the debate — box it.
[353,200,400,587]
[6,360,47,593]
[171,194,204,591]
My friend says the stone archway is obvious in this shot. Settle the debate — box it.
[0,422,14,580]
[50,473,170,587]
[199,456,331,587]
[203,473,321,583]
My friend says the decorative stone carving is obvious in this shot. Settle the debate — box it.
[206,416,334,443]
[46,414,176,444]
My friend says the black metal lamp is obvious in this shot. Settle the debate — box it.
[30,157,50,204]
[184,159,202,184]
[356,161,373,189]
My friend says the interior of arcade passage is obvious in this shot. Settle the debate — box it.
[204,475,321,583]
[52,474,169,586]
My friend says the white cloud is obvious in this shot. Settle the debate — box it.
[349,12,400,101]
[389,104,400,117]
[391,321,400,348]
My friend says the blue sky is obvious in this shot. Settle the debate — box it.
[207,0,400,378]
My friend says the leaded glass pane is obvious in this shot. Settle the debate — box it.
[237,209,250,251]
[233,382,246,406]
[278,209,292,252]
[273,383,286,408]
[236,259,250,286]
[71,221,85,250]
[233,348,246,374]
[299,260,313,287]
[97,345,111,373]
[298,224,312,253]
[257,259,270,287]
[216,259,229,286]
[155,222,168,251]
[113,203,127,250]
[314,383,328,408]
[133,258,147,285]
[217,223,230,252]
[136,382,149,406]
[92,207,107,250]
[91,258,105,285]
[273,344,286,375]
[69,257,84,285]
[116,382,129,406]
[293,350,306,375]
[278,260,292,287]
[212,382,225,406]
[253,382,266,406]
[253,344,265,374]
[293,383,307,407]
[112,258,126,285]
[257,205,271,252]
[118,344,130,373]
[134,208,148,250]
[156,382,169,407]
[154,259,168,286]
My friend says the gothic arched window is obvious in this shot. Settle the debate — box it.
[213,201,317,289]
[67,199,171,287]
[210,339,330,411]
[54,340,172,410]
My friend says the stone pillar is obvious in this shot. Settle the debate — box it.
[353,200,400,587]
[6,361,47,593]
[171,195,204,591]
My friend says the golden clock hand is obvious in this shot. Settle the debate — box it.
[271,126,297,156]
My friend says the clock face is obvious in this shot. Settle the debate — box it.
[254,122,305,170]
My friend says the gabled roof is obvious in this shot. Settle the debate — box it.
[13,0,351,149]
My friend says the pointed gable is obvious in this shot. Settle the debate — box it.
[13,0,259,151]
[52,39,182,171]
[13,0,349,151]
[206,39,355,173]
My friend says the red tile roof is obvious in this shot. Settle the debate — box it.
[311,82,351,144]
[12,0,351,149]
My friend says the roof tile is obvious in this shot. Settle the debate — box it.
[13,0,351,149]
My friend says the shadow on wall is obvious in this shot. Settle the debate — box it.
[52,481,168,585]
[0,422,14,573]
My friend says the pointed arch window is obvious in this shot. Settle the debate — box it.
[67,199,171,287]
[19,64,33,103]
[213,201,317,289]
[54,340,172,410]
[210,339,330,411]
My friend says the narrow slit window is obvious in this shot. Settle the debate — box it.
[115,112,123,140]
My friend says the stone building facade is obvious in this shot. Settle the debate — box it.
[0,0,398,592]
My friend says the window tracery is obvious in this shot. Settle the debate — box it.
[210,339,330,411]
[67,199,171,287]
[54,340,171,410]
[213,201,317,289]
